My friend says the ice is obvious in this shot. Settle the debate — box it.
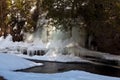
[0,35,46,56]
[0,34,120,63]
[0,35,120,80]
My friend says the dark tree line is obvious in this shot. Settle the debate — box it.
[0,0,39,41]
[1,0,120,54]
[41,0,120,55]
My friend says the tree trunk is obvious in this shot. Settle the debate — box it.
[0,0,7,37]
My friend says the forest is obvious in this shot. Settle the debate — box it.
[0,0,120,80]
[1,0,120,55]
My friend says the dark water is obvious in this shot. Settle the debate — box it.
[16,59,120,78]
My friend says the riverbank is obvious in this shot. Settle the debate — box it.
[16,59,120,78]
[0,53,120,80]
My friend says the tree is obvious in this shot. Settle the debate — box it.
[6,0,37,41]
[41,0,120,54]
[40,0,86,37]
[81,0,120,54]
[0,0,7,37]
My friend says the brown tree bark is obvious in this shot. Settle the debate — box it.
[0,0,7,37]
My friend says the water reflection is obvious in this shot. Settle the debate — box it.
[16,60,120,77]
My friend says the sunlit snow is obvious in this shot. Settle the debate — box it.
[0,35,120,80]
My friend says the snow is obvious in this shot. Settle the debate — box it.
[0,53,42,71]
[16,53,88,63]
[0,35,46,55]
[0,69,120,80]
[0,35,120,63]
[0,53,119,80]
[0,35,88,62]
[0,35,120,80]
[30,6,36,13]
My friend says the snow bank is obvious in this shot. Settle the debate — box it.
[0,35,119,80]
[14,48,89,63]
[0,54,119,80]
[0,53,42,70]
[0,70,120,80]
[46,39,104,59]
[0,35,120,64]
[0,35,46,55]
[20,54,88,62]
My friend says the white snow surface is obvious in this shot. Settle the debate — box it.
[0,35,120,62]
[15,53,88,62]
[0,53,119,80]
[0,53,42,71]
[0,35,120,80]
[0,35,46,54]
[0,70,120,80]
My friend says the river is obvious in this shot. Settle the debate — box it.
[16,58,120,78]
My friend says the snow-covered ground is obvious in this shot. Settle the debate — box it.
[0,70,120,80]
[0,53,120,80]
[14,53,88,62]
[0,53,42,71]
[0,35,89,63]
[0,35,120,63]
[0,35,120,80]
[0,35,46,54]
